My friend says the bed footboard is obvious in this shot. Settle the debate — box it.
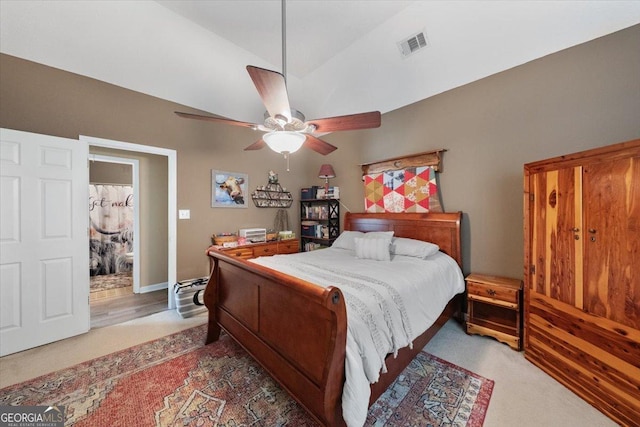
[205,250,348,426]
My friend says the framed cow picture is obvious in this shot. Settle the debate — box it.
[212,170,249,208]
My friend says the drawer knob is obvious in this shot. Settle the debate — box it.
[486,289,496,296]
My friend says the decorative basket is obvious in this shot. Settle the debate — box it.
[174,277,208,318]
[266,230,278,241]
[212,233,238,246]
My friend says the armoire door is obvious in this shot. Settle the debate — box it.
[528,165,583,308]
[582,155,640,329]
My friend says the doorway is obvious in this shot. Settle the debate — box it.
[82,135,177,313]
[89,154,168,329]
[89,155,140,304]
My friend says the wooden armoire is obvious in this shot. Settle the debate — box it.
[523,139,640,426]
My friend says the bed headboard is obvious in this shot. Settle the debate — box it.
[344,212,462,267]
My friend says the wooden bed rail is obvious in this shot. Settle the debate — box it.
[205,250,348,426]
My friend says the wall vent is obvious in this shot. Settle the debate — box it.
[397,31,429,58]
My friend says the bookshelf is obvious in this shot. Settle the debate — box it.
[299,199,339,251]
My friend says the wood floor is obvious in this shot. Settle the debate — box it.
[90,289,168,329]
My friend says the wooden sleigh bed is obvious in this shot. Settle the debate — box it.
[204,211,463,426]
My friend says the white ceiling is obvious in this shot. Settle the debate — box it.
[1,1,639,126]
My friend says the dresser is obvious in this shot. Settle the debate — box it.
[208,239,299,261]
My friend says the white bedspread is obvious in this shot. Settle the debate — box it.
[250,247,465,427]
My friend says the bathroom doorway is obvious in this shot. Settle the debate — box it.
[89,155,140,303]
[82,134,177,320]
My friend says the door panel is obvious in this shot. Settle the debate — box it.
[583,155,640,329]
[530,167,583,307]
[0,128,89,356]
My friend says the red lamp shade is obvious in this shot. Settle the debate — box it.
[318,164,336,179]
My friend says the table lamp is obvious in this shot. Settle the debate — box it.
[318,164,336,198]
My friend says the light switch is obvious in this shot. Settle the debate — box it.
[178,209,190,220]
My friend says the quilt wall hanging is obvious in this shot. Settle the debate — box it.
[361,150,445,213]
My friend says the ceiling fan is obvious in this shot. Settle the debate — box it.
[175,0,381,158]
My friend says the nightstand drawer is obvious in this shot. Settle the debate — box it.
[467,281,518,306]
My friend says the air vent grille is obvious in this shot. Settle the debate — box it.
[398,31,429,58]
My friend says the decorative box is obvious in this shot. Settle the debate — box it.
[301,187,315,199]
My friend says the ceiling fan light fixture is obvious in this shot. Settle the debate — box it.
[175,0,381,158]
[263,131,306,154]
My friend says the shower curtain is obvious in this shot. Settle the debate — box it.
[89,184,134,276]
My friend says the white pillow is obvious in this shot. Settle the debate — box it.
[331,231,364,250]
[362,231,394,239]
[390,237,440,259]
[331,230,394,251]
[354,237,392,261]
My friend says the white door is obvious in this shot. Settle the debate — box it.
[0,128,89,356]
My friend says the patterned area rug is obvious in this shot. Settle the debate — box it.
[0,325,493,426]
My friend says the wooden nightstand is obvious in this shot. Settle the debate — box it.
[465,273,523,351]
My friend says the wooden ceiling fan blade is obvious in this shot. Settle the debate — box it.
[304,135,337,155]
[175,111,259,129]
[246,66,292,122]
[244,138,266,151]
[307,111,381,133]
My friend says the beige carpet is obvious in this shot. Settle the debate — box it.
[0,312,616,426]
[423,320,616,427]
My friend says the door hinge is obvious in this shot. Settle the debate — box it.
[529,193,535,202]
[529,264,535,274]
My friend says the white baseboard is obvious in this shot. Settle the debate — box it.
[139,282,168,293]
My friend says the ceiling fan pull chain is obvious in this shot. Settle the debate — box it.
[284,152,290,172]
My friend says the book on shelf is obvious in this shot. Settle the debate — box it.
[315,186,339,199]
[301,223,329,238]
[304,241,329,251]
[303,205,331,220]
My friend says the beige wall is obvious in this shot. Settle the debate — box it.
[315,24,640,278]
[90,161,132,185]
[1,24,639,281]
[0,53,315,280]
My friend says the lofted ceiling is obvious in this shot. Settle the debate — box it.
[1,1,639,127]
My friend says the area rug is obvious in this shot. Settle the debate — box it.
[90,272,133,293]
[0,324,493,426]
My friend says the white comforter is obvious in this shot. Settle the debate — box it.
[250,247,465,427]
